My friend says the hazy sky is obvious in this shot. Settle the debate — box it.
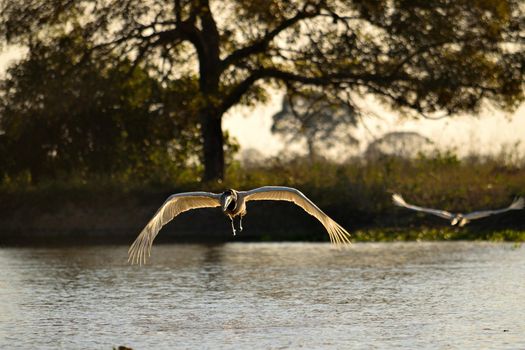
[2,48,524,158]
[224,93,525,158]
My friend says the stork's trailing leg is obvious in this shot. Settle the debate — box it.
[229,216,237,236]
[239,215,244,232]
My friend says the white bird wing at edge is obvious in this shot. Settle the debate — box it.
[392,193,455,220]
[128,192,221,265]
[241,186,351,245]
[462,197,524,221]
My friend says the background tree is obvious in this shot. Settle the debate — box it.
[1,0,523,181]
[0,35,201,183]
[271,89,358,161]
[364,131,435,160]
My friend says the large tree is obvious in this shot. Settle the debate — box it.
[1,0,523,181]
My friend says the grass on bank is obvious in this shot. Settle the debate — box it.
[1,151,524,241]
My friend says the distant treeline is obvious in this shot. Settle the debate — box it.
[1,153,524,244]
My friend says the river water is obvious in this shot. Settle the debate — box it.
[0,242,524,349]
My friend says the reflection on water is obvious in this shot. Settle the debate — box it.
[0,242,524,349]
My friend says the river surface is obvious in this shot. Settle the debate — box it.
[0,241,524,349]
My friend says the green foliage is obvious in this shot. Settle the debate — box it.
[352,228,525,242]
[1,0,523,181]
[0,35,204,183]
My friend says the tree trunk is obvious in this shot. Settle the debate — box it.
[191,0,224,182]
[200,110,224,182]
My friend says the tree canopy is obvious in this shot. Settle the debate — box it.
[1,0,523,181]
[0,35,202,183]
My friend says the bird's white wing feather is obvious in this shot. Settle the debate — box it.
[129,192,221,264]
[392,193,455,220]
[462,197,524,221]
[242,186,351,245]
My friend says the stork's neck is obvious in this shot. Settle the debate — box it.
[228,193,247,217]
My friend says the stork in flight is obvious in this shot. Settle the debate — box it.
[129,186,351,264]
[392,193,524,227]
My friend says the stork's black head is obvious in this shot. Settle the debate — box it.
[220,189,237,212]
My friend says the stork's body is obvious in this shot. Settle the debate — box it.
[129,186,351,264]
[220,189,247,235]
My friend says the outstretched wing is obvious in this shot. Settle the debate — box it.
[241,186,351,245]
[392,193,455,220]
[462,197,524,221]
[129,192,221,264]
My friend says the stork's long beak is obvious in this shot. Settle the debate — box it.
[222,195,233,212]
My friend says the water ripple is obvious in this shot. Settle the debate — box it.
[0,241,524,349]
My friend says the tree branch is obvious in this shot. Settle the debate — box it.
[174,0,182,24]
[220,10,320,71]
[219,70,266,114]
[218,67,404,115]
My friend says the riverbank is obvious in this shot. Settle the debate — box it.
[1,155,524,244]
[1,186,524,245]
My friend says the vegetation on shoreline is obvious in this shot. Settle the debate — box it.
[1,150,524,243]
[352,227,525,242]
